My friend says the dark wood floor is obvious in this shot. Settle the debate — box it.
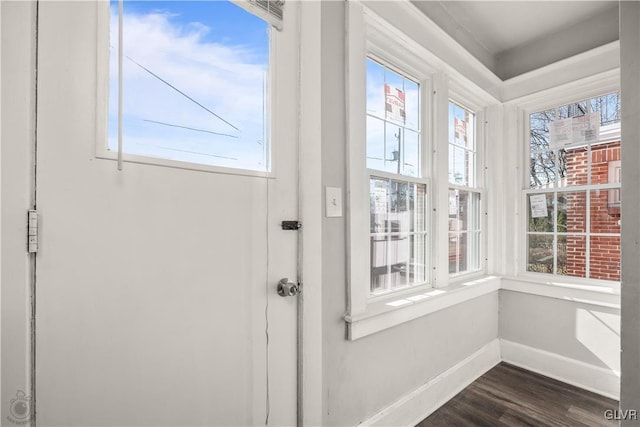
[416,362,618,427]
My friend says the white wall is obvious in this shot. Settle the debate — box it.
[500,290,620,399]
[1,2,36,424]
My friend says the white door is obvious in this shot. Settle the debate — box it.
[34,1,299,425]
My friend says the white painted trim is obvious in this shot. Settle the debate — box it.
[502,42,620,103]
[500,339,620,400]
[298,1,323,425]
[346,276,500,340]
[502,277,620,309]
[345,0,369,317]
[505,68,620,111]
[433,72,450,288]
[357,339,501,427]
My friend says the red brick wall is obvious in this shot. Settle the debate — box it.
[565,142,620,280]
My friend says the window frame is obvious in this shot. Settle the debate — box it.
[446,98,485,279]
[516,77,621,286]
[345,1,497,340]
[94,0,295,178]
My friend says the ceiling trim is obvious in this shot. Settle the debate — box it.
[502,41,620,103]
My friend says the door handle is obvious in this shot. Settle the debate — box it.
[277,278,299,297]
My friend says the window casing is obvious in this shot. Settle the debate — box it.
[525,92,621,281]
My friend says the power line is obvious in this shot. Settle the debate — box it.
[143,119,238,138]
[154,145,238,160]
[125,55,240,132]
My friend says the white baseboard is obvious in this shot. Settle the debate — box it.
[500,339,620,400]
[357,339,501,427]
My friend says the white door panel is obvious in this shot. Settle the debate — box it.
[35,2,298,425]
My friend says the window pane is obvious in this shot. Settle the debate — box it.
[366,116,385,171]
[449,102,474,150]
[408,182,426,233]
[404,130,420,177]
[564,146,588,186]
[110,1,270,171]
[529,150,565,188]
[450,190,471,231]
[527,234,554,274]
[366,58,385,119]
[371,236,389,293]
[556,235,567,276]
[467,230,481,271]
[409,234,426,284]
[449,232,458,274]
[530,111,551,153]
[560,235,587,278]
[558,192,586,233]
[404,79,420,131]
[450,146,471,186]
[590,235,620,281]
[468,192,481,231]
[385,125,403,174]
[389,235,410,290]
[458,232,469,272]
[390,181,408,232]
[590,190,621,234]
[528,193,553,232]
[370,178,388,233]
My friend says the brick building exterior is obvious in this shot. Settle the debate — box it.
[565,141,621,280]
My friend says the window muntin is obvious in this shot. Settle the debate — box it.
[108,1,271,172]
[526,92,621,280]
[448,101,481,276]
[367,57,427,295]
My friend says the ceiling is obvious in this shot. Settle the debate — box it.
[411,1,620,80]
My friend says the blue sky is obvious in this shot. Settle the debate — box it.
[109,1,271,170]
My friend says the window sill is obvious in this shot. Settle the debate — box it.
[344,275,501,340]
[501,275,620,309]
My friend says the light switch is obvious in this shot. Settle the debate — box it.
[325,187,343,218]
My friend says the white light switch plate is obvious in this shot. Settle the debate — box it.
[326,187,343,218]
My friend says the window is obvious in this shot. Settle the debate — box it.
[448,102,481,275]
[345,1,497,339]
[366,57,428,295]
[106,0,278,173]
[526,92,621,280]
